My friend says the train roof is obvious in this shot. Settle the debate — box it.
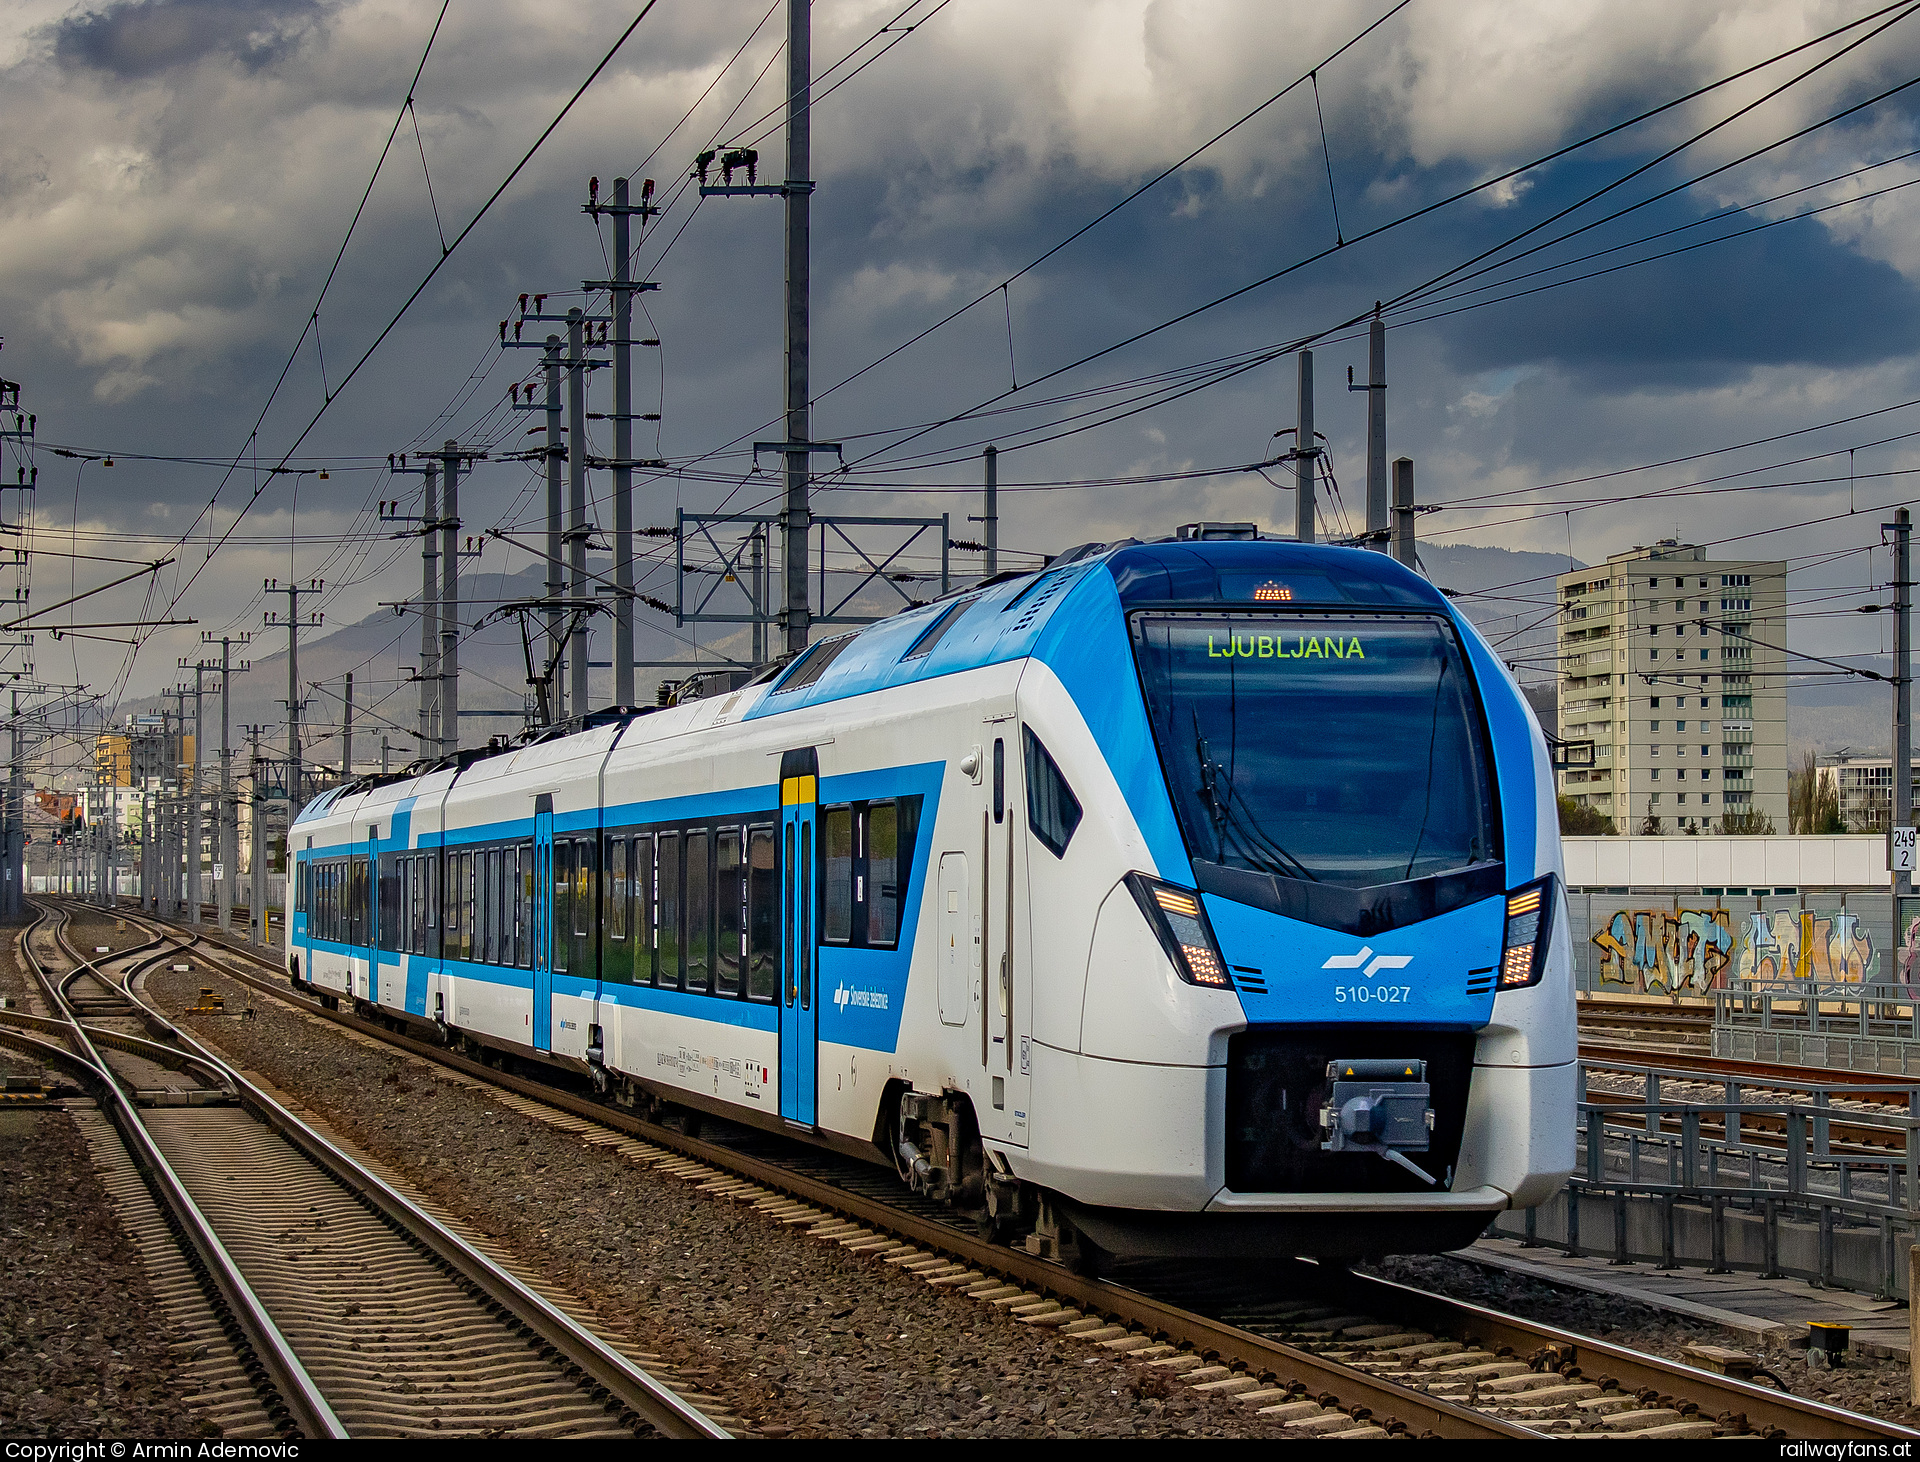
[292,537,1450,829]
[740,536,1447,718]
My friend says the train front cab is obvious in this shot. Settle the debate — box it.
[1017,542,1576,1260]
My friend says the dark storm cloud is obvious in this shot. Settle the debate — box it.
[1434,206,1920,390]
[10,0,1920,708]
[51,0,329,79]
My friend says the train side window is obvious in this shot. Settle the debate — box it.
[444,854,459,961]
[716,827,743,996]
[574,837,597,983]
[608,837,628,944]
[822,806,854,943]
[488,850,500,965]
[471,853,482,963]
[377,856,397,952]
[495,847,509,964]
[509,849,520,967]
[404,857,417,955]
[634,835,654,985]
[867,802,900,946]
[483,849,495,964]
[809,799,918,950]
[463,850,477,963]
[657,832,681,989]
[685,829,712,994]
[296,861,309,914]
[518,842,534,969]
[426,852,438,951]
[1022,726,1082,858]
[747,825,777,1002]
[491,848,505,964]
[553,842,573,974]
[480,849,495,964]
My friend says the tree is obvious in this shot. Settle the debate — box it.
[1720,809,1777,835]
[1639,814,1664,835]
[1787,749,1842,833]
[1557,796,1615,835]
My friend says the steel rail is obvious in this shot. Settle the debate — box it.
[160,912,1920,1440]
[1582,1043,1920,1095]
[0,1003,236,1093]
[1333,1269,1919,1440]
[62,905,730,1441]
[19,903,345,1438]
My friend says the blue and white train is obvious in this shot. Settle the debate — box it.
[286,530,1575,1262]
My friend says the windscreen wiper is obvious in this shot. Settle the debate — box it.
[1220,782,1318,882]
[1193,716,1317,881]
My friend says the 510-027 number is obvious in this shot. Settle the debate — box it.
[1333,985,1413,1004]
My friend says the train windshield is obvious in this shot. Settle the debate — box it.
[1133,613,1498,887]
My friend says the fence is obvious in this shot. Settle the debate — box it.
[1495,1058,1920,1298]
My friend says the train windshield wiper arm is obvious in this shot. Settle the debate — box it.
[1218,782,1318,882]
[1193,714,1317,881]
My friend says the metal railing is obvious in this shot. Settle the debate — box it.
[1712,985,1920,1040]
[1512,1059,1920,1297]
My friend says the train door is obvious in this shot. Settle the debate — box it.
[779,748,819,1128]
[533,795,554,1050]
[979,725,1029,1143]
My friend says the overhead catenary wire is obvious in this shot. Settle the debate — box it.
[129,0,670,704]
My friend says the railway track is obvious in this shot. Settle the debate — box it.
[116,904,1920,1442]
[0,901,730,1440]
[1574,1043,1920,1171]
[1578,996,1714,1052]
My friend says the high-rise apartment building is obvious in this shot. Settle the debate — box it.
[1556,541,1787,833]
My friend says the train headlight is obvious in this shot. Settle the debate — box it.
[1126,872,1231,988]
[1498,876,1555,989]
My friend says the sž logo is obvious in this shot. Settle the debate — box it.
[834,982,850,1010]
[1321,946,1413,978]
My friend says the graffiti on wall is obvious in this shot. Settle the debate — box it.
[1592,908,1878,993]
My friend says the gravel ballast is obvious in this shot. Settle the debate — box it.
[139,947,1317,1439]
[0,1101,208,1439]
[0,914,211,1440]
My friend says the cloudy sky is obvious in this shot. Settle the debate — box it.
[4,0,1920,754]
